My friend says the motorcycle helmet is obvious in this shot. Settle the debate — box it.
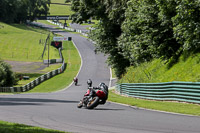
[87,79,92,87]
[99,82,105,87]
[99,82,108,92]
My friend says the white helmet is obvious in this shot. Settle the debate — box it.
[87,79,92,87]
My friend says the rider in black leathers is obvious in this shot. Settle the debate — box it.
[93,82,108,104]
[78,81,108,108]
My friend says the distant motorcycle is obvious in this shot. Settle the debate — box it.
[73,77,78,86]
[77,87,107,109]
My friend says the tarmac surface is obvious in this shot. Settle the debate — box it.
[0,22,200,133]
[5,61,48,73]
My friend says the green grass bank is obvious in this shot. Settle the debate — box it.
[27,41,81,93]
[119,52,200,83]
[108,89,200,116]
[0,120,68,133]
[50,0,73,16]
[108,52,200,116]
[0,22,59,62]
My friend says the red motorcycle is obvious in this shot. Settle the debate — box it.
[77,87,107,109]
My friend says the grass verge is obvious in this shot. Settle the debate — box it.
[108,89,200,116]
[13,64,61,87]
[15,73,43,87]
[50,0,73,16]
[36,20,57,26]
[27,41,81,93]
[119,52,200,83]
[0,120,68,133]
[111,68,116,79]
[0,22,59,62]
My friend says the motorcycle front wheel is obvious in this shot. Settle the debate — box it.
[77,100,83,108]
[86,96,99,109]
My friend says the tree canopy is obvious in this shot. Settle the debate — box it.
[0,60,18,87]
[0,0,50,23]
[119,0,180,65]
[71,0,200,78]
[71,0,130,78]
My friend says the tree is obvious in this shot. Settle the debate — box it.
[71,0,130,78]
[118,0,181,65]
[0,0,6,22]
[0,60,18,87]
[27,0,51,21]
[0,0,18,23]
[0,65,6,87]
[65,0,71,3]
[172,0,200,52]
[0,0,50,23]
[71,0,200,77]
[14,0,30,23]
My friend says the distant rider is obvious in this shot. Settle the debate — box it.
[73,77,78,86]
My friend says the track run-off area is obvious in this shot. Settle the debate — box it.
[0,23,200,133]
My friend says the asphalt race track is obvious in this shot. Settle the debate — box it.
[0,23,200,133]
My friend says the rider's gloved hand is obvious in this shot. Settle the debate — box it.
[93,87,99,90]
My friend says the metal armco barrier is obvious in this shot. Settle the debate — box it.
[47,20,89,37]
[0,21,83,93]
[0,59,66,93]
[0,21,71,93]
[116,81,200,104]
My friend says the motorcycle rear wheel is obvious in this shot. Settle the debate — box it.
[86,96,99,109]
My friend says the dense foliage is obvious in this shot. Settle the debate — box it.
[0,60,18,87]
[119,0,179,64]
[119,0,200,66]
[71,0,200,78]
[0,0,50,23]
[71,0,130,78]
[172,0,200,52]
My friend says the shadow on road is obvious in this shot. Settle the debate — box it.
[0,97,79,106]
[74,84,82,86]
[94,108,125,111]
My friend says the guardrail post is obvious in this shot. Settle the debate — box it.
[119,84,122,95]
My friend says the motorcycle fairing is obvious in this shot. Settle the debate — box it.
[96,90,106,99]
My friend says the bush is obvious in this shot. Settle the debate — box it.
[0,60,18,87]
